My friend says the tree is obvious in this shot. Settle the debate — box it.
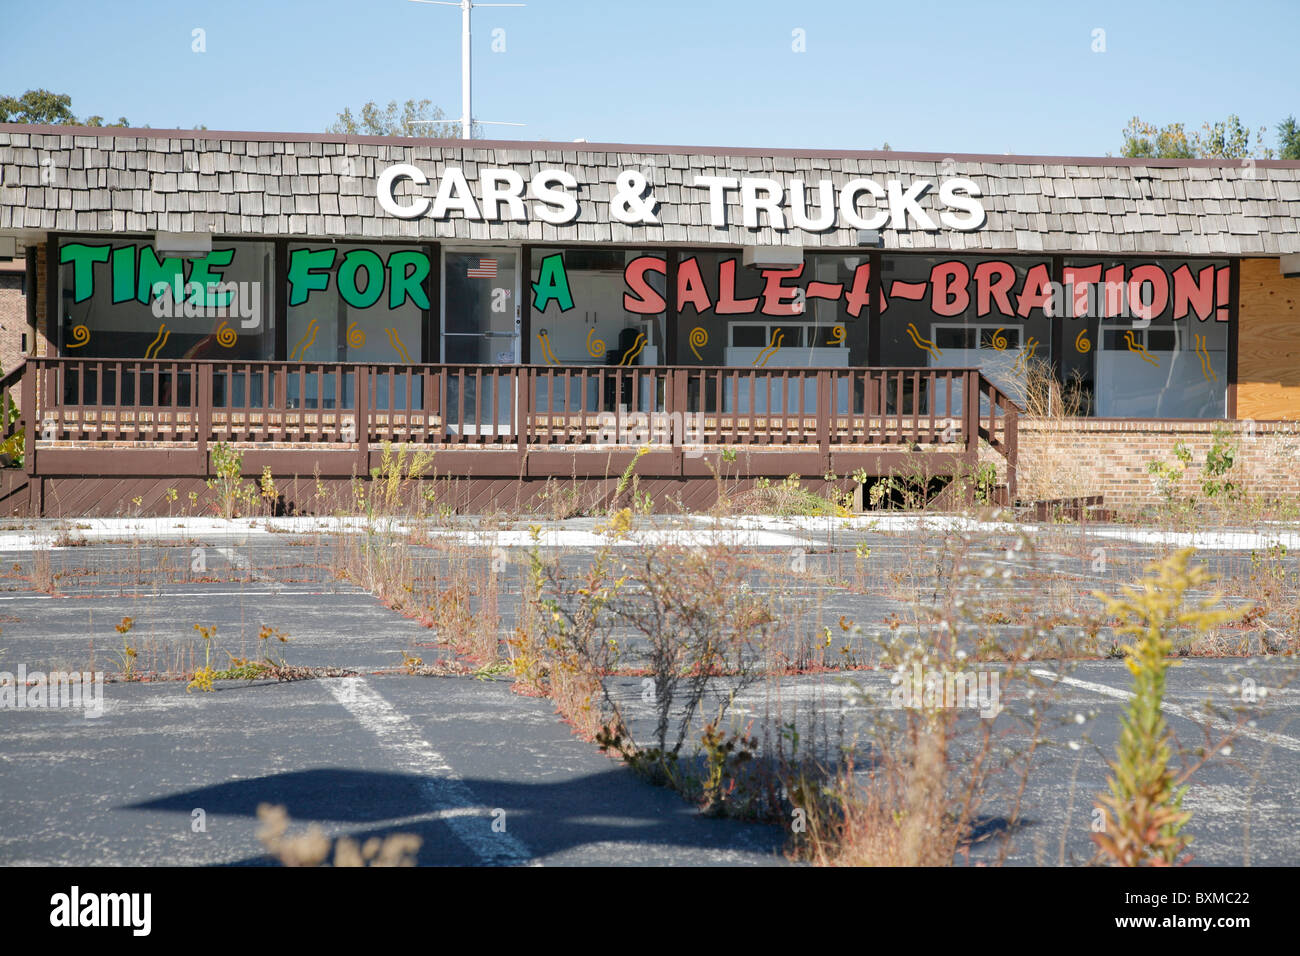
[1120,117,1194,159]
[1195,114,1271,159]
[1278,115,1300,161]
[0,88,76,124]
[0,88,142,127]
[326,99,477,138]
[1120,114,1275,159]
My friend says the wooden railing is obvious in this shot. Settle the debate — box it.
[18,358,1019,492]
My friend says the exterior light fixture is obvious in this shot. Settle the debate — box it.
[154,232,213,259]
[741,246,804,268]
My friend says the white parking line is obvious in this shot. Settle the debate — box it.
[1031,669,1300,754]
[214,546,271,582]
[323,676,536,866]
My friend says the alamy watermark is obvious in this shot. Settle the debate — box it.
[593,410,708,458]
[890,661,1001,718]
[150,280,262,330]
[1,666,105,718]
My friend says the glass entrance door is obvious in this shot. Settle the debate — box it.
[441,248,520,434]
[442,248,519,363]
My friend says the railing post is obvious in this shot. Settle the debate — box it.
[1004,398,1019,503]
[670,367,686,476]
[963,371,981,505]
[817,369,830,461]
[963,370,980,456]
[196,363,212,476]
[516,366,529,459]
[355,365,369,476]
[21,360,39,516]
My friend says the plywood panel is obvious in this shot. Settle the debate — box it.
[1237,258,1300,421]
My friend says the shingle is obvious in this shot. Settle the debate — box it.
[2,129,1299,253]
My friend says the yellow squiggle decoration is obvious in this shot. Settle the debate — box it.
[619,332,647,366]
[1194,333,1217,382]
[989,327,1007,351]
[385,327,412,364]
[1075,327,1092,353]
[1012,337,1040,374]
[1123,329,1159,367]
[586,329,606,359]
[536,332,559,366]
[827,325,846,346]
[347,323,366,349]
[68,325,90,349]
[144,323,170,359]
[290,318,319,360]
[905,323,941,360]
[216,322,237,348]
[754,330,784,367]
[688,326,708,361]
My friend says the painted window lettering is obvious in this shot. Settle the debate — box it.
[617,256,1228,321]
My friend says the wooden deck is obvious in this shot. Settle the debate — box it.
[2,359,1019,516]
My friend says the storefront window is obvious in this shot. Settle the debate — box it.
[1062,258,1229,418]
[669,251,867,414]
[528,247,667,411]
[528,248,665,365]
[671,251,866,369]
[879,254,1053,409]
[59,238,275,361]
[285,243,430,408]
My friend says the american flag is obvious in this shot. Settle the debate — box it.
[466,258,498,279]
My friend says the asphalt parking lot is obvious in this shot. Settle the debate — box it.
[2,515,1297,866]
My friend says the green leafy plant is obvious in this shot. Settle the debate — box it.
[0,387,22,466]
[207,442,249,519]
[611,444,650,511]
[973,461,998,504]
[1201,425,1240,500]
[1146,441,1192,503]
[1091,549,1242,866]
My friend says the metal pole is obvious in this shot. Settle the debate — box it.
[462,0,472,139]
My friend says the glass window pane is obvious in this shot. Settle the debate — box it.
[59,239,276,360]
[1065,257,1229,418]
[527,249,663,367]
[286,244,428,367]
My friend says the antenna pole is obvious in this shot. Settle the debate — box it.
[408,0,525,140]
[461,0,472,140]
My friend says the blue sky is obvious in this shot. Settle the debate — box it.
[2,0,1297,156]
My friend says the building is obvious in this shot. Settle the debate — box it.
[1,123,1298,516]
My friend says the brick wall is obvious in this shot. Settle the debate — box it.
[35,243,51,357]
[1014,418,1300,509]
[0,267,24,374]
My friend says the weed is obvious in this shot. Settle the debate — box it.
[1091,549,1243,866]
[1201,424,1240,501]
[114,616,137,680]
[208,442,250,519]
[256,803,420,867]
[187,624,217,692]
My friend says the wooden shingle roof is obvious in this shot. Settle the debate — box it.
[2,124,1298,255]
